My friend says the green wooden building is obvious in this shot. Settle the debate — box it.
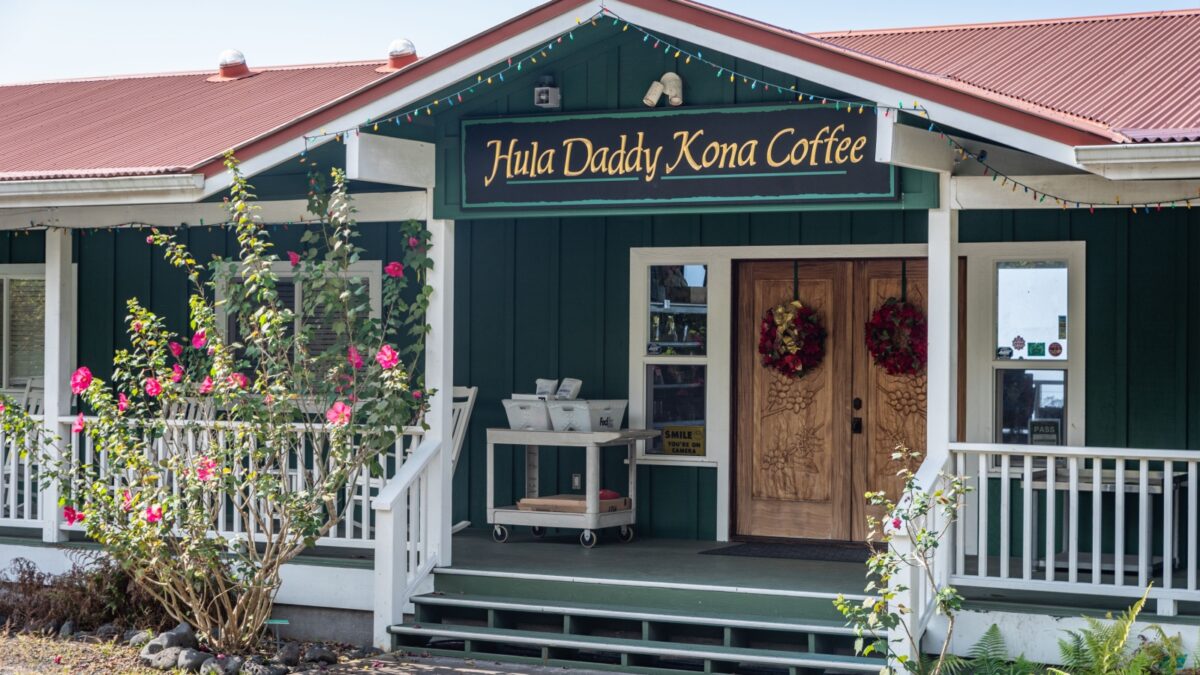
[2,1,1200,671]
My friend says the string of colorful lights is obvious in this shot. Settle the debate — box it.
[9,5,1198,236]
[297,5,1199,214]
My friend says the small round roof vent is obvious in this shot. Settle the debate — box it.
[209,49,253,81]
[378,39,418,72]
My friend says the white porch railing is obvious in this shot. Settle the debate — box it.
[0,414,44,528]
[53,415,424,549]
[949,442,1200,616]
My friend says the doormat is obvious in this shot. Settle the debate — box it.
[699,541,874,563]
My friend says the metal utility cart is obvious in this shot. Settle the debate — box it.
[486,428,659,547]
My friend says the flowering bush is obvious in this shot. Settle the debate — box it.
[43,154,433,651]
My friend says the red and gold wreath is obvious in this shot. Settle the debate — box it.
[758,300,826,377]
[864,299,927,376]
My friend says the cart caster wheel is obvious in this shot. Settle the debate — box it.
[579,529,597,548]
[492,525,509,543]
[619,525,635,543]
[531,526,546,538]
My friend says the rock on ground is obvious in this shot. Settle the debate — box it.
[274,641,301,667]
[147,645,183,670]
[199,655,243,675]
[302,645,337,665]
[176,646,210,672]
[128,629,154,648]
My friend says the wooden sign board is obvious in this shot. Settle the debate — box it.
[462,104,896,210]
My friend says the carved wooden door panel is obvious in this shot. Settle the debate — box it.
[734,259,928,542]
[735,260,853,540]
[851,259,928,541]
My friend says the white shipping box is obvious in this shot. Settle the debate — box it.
[546,399,627,432]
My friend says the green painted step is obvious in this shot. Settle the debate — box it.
[389,623,883,673]
[413,592,857,636]
[433,570,851,623]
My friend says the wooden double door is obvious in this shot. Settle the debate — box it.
[735,259,928,542]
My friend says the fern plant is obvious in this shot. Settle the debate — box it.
[1048,587,1155,675]
[969,624,1044,675]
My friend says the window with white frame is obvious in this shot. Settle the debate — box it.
[216,261,383,358]
[0,267,49,390]
[964,242,1086,449]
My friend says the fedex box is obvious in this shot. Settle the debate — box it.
[547,399,627,433]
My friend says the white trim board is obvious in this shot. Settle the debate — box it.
[0,192,428,231]
[0,541,374,611]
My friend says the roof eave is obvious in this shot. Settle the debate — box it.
[0,173,206,208]
[1076,141,1200,180]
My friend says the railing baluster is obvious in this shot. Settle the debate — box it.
[1092,457,1102,585]
[1000,453,1011,579]
[956,450,966,575]
[1023,452,1033,580]
[1139,459,1150,589]
[1045,455,1057,581]
[1163,460,1174,590]
[1068,456,1079,584]
[23,433,33,521]
[978,452,989,577]
[1190,461,1198,591]
[1115,459,1126,585]
[217,429,227,534]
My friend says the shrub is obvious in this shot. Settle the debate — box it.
[35,154,432,651]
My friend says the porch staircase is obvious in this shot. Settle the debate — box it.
[389,567,884,674]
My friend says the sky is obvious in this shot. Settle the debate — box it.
[0,1,1192,85]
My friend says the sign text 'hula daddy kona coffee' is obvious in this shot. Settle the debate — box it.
[461,104,896,209]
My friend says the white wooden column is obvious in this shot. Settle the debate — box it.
[41,228,73,543]
[927,171,959,587]
[424,210,455,568]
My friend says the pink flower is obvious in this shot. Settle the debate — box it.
[347,345,364,370]
[191,330,207,349]
[132,321,143,332]
[325,401,352,426]
[227,372,249,390]
[168,341,184,358]
[70,366,92,395]
[63,506,85,526]
[375,345,399,370]
[118,392,129,413]
[144,377,162,397]
[408,236,420,248]
[287,250,300,267]
[122,490,133,512]
[53,656,63,665]
[172,363,185,383]
[0,402,6,414]
[196,456,217,482]
[384,261,405,278]
[413,389,423,399]
[144,504,163,524]
[199,376,214,394]
[72,412,85,433]
[891,517,902,531]
[145,235,154,244]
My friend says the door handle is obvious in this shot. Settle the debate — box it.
[851,417,863,434]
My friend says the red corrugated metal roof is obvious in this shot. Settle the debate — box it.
[813,9,1200,143]
[0,60,394,181]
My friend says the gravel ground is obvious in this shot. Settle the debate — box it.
[0,633,612,674]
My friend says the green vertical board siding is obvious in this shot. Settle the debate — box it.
[452,211,928,539]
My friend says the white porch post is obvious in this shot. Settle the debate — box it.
[371,195,455,649]
[41,228,73,543]
[927,171,959,554]
[424,212,455,568]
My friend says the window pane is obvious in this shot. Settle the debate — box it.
[645,364,705,456]
[995,260,1067,360]
[8,279,44,382]
[995,368,1065,445]
[648,265,706,356]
